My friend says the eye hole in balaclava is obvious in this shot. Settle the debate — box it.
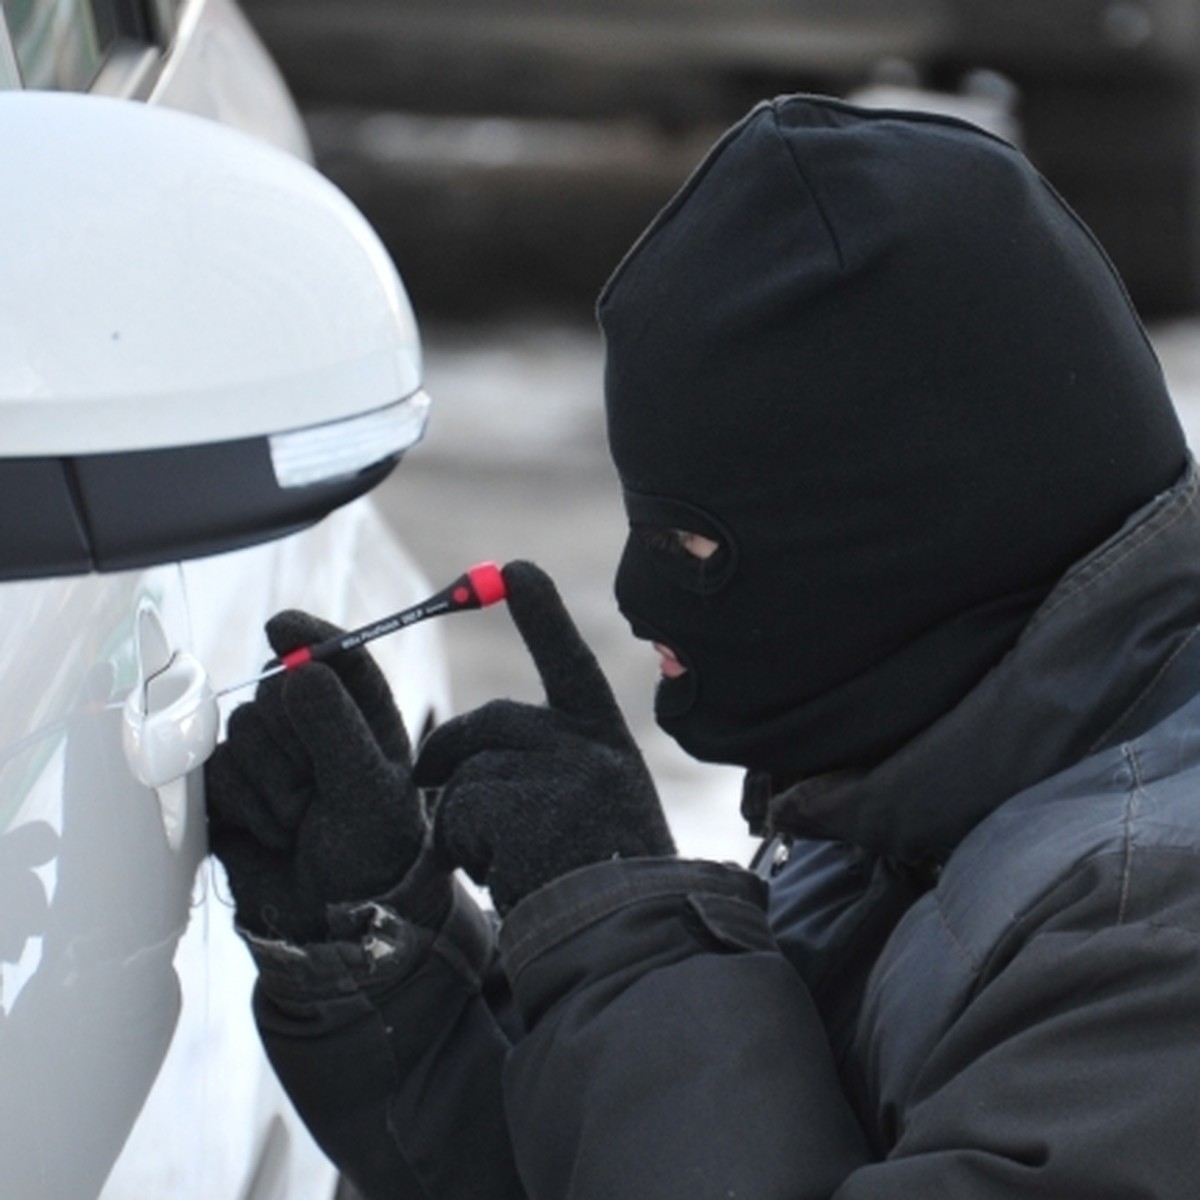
[626,494,736,596]
[635,527,717,566]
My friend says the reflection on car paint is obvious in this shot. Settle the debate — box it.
[0,689,201,1194]
[0,568,195,1195]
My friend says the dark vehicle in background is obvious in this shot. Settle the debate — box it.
[239,0,1200,318]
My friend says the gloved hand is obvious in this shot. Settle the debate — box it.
[205,611,429,944]
[415,560,674,916]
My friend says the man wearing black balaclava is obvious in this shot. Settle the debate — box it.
[206,96,1200,1198]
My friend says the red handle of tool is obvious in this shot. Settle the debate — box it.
[276,561,508,670]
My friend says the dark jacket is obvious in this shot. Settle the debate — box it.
[249,461,1200,1198]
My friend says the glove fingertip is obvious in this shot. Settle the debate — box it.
[501,559,551,590]
[266,609,342,657]
[500,560,562,624]
[267,613,409,762]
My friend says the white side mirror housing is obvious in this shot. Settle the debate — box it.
[0,91,430,579]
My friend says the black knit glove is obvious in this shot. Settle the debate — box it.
[205,611,431,944]
[415,560,674,915]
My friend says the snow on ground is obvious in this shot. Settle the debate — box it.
[1152,318,1200,444]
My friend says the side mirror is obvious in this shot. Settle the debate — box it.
[0,92,430,580]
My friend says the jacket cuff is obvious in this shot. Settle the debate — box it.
[498,857,772,997]
[244,851,492,1005]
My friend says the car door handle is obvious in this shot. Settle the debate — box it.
[121,606,218,849]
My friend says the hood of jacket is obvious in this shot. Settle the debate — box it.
[745,459,1200,862]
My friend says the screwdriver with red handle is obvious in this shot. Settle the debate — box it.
[216,561,507,698]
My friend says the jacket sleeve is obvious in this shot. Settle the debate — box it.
[497,857,872,1199]
[247,844,527,1200]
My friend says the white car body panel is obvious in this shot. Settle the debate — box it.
[1,92,421,457]
[0,501,448,1199]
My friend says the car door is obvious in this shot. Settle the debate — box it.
[89,503,447,1199]
[0,563,201,1197]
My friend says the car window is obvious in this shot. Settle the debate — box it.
[146,0,180,40]
[0,17,19,86]
[3,0,111,89]
[0,0,180,91]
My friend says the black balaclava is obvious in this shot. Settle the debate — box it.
[600,95,1186,779]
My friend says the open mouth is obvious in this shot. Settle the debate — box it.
[652,642,688,679]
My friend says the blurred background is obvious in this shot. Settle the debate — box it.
[242,0,1200,320]
[238,0,1200,859]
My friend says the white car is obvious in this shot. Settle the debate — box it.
[0,6,449,1198]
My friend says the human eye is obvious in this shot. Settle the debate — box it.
[637,527,720,560]
[677,531,720,560]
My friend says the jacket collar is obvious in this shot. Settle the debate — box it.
[747,458,1200,863]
